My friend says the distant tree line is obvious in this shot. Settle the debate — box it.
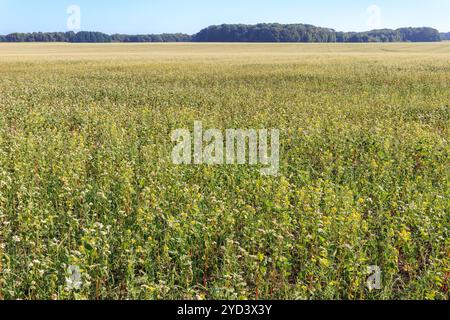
[193,24,442,43]
[0,24,444,43]
[193,24,338,42]
[110,33,192,42]
[0,31,191,43]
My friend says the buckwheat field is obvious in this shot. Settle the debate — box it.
[0,43,448,300]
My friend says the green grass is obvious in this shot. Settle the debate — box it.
[0,43,448,300]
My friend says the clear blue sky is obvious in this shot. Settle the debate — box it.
[1,0,449,35]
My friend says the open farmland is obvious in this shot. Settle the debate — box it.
[0,43,449,300]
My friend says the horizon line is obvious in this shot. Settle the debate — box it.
[1,22,449,36]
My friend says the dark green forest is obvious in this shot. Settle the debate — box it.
[0,23,446,43]
[192,24,443,42]
[0,31,190,43]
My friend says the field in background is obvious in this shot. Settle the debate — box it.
[0,43,448,300]
[1,42,450,61]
